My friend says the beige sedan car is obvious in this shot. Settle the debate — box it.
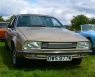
[5,14,90,67]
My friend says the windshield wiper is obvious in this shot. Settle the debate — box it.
[51,26,64,28]
[32,25,46,27]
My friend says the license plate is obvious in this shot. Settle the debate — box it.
[47,55,72,61]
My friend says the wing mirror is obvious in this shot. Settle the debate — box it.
[8,24,14,28]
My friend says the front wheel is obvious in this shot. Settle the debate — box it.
[87,38,95,54]
[12,49,21,67]
[5,40,10,50]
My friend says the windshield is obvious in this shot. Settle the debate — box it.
[0,23,8,28]
[17,15,64,28]
[81,24,95,31]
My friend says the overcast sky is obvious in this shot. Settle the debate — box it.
[1,0,95,24]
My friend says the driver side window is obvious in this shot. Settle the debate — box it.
[51,18,61,27]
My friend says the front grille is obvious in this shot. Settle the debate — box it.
[41,42,77,49]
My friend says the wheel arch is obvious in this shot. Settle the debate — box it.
[86,37,93,44]
[11,36,17,51]
[87,37,92,41]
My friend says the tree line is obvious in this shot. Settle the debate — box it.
[0,15,95,31]
[70,15,95,31]
[0,16,14,22]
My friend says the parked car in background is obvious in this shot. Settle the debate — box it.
[5,14,90,67]
[0,22,9,40]
[80,24,95,52]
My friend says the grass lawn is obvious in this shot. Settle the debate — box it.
[0,42,95,77]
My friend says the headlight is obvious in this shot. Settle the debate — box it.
[77,42,90,49]
[23,41,41,50]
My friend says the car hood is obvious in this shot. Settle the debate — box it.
[0,28,7,31]
[16,27,88,42]
[81,31,95,35]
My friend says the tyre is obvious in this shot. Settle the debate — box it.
[89,39,93,50]
[12,49,21,67]
[71,58,82,65]
[5,40,10,50]
[87,38,95,54]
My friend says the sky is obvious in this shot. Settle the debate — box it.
[1,0,95,25]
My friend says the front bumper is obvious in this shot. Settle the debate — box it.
[16,49,91,60]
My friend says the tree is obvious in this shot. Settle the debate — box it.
[0,16,4,21]
[71,15,89,30]
[6,15,15,22]
[89,18,95,24]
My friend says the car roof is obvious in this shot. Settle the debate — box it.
[15,14,54,18]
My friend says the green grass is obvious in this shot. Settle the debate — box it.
[0,42,95,77]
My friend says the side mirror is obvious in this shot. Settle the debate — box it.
[8,24,14,28]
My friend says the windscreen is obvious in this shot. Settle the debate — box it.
[81,24,95,31]
[0,23,8,28]
[17,15,63,28]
